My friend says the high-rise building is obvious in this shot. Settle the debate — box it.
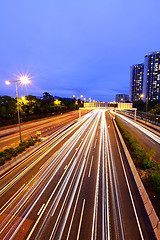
[129,63,144,102]
[115,94,129,103]
[143,51,160,101]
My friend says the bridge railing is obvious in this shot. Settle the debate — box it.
[117,109,160,127]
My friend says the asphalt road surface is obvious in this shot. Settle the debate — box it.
[0,111,81,151]
[114,111,160,164]
[0,110,155,239]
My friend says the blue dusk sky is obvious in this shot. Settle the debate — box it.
[0,0,160,101]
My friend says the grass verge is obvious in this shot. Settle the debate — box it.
[115,116,160,218]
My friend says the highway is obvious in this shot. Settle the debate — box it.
[113,111,160,163]
[0,110,155,239]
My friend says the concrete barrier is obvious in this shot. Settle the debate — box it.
[113,119,160,240]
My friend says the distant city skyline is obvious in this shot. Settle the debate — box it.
[1,0,160,101]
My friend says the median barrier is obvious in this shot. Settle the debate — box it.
[113,119,160,240]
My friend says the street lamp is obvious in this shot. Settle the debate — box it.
[5,75,30,143]
[21,96,25,100]
[140,94,148,124]
[140,94,144,100]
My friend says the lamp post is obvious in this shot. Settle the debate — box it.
[5,75,30,143]
[140,94,148,124]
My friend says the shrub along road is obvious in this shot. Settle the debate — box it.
[115,116,160,219]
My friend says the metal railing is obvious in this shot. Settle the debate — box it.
[117,110,160,127]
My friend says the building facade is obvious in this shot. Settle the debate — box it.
[143,51,160,101]
[115,94,129,103]
[129,63,144,102]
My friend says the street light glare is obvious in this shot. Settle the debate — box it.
[5,81,11,85]
[19,75,30,84]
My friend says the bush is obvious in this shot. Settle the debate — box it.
[19,142,26,150]
[17,145,24,153]
[0,151,4,158]
[0,157,5,166]
[25,141,30,148]
[115,117,156,170]
[3,149,12,161]
[115,116,160,199]
[0,135,40,167]
[149,170,160,193]
[12,148,18,157]
[28,139,35,146]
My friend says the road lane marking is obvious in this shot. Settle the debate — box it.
[145,136,156,145]
[137,129,142,135]
[94,139,97,148]
[66,118,100,240]
[114,112,160,144]
[76,199,85,240]
[64,165,68,170]
[53,113,100,240]
[27,113,98,240]
[0,184,25,214]
[88,155,94,177]
[1,111,100,239]
[91,118,102,240]
[37,204,45,216]
[113,120,144,240]
[105,113,124,239]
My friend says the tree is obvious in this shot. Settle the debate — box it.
[0,96,16,119]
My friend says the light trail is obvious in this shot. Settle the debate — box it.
[112,115,144,240]
[0,110,100,239]
[112,110,160,144]
[0,109,152,240]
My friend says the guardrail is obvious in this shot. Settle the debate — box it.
[117,110,160,127]
[113,118,160,239]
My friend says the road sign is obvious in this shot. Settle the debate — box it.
[36,131,41,135]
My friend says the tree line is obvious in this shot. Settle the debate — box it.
[133,100,160,115]
[0,92,83,126]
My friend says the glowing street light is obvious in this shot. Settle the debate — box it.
[5,75,31,143]
[21,96,25,100]
[140,93,148,124]
[19,75,30,84]
[5,81,11,85]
